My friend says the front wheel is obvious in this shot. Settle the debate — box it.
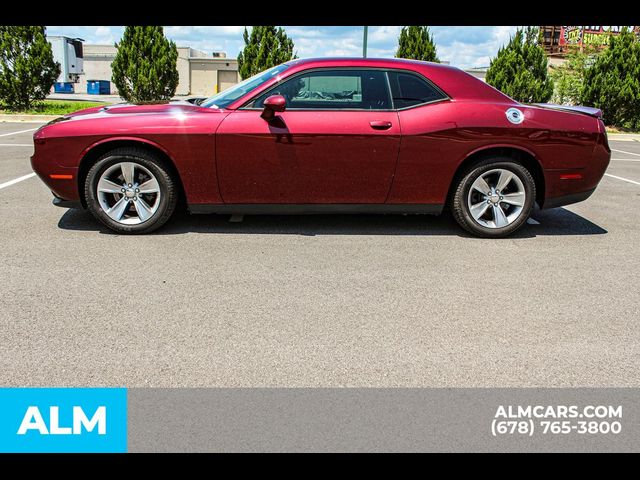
[85,148,178,234]
[451,158,536,238]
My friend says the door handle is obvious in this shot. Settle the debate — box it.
[369,120,392,130]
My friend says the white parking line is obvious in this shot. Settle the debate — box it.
[0,172,36,190]
[611,148,640,158]
[0,127,37,138]
[0,143,32,147]
[604,173,640,186]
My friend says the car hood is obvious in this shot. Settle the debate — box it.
[65,100,212,118]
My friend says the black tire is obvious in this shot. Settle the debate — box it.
[84,147,178,234]
[451,157,536,238]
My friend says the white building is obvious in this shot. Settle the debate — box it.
[75,44,239,96]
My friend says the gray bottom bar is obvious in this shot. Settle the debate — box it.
[128,388,639,452]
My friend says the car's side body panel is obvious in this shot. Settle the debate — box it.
[215,109,401,204]
[388,100,608,206]
[32,104,229,204]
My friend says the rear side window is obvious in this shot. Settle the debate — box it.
[388,71,446,109]
[253,69,391,110]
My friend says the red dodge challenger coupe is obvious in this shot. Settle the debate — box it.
[31,57,610,237]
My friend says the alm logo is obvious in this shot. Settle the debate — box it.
[0,388,127,453]
[17,406,106,435]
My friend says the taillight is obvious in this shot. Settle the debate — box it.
[597,119,610,152]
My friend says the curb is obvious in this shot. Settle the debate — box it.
[607,133,640,142]
[0,114,60,123]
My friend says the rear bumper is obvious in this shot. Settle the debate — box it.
[542,188,596,209]
[52,195,82,209]
[542,136,609,208]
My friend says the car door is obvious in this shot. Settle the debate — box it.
[215,68,401,204]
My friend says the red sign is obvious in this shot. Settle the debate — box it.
[559,26,637,47]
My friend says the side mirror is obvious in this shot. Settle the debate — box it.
[261,95,286,120]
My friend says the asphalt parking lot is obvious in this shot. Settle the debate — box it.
[1,121,639,388]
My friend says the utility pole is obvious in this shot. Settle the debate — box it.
[363,26,369,58]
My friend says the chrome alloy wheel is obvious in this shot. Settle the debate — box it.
[96,162,161,225]
[467,168,526,229]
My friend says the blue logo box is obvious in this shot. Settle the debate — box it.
[0,388,127,453]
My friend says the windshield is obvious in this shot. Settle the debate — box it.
[201,64,290,109]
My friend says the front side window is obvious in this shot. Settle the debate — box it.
[253,69,391,110]
[388,71,446,109]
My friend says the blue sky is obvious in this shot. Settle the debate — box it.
[46,26,519,69]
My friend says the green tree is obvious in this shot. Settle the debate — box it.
[111,26,179,103]
[486,27,553,103]
[581,28,640,129]
[237,26,296,79]
[395,26,439,62]
[0,26,60,111]
[550,49,594,105]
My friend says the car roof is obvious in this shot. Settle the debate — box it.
[277,57,512,104]
[285,56,453,70]
[226,57,514,109]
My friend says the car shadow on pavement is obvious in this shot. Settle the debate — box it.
[57,206,607,238]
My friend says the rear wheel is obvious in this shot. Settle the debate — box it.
[451,158,536,238]
[85,148,178,234]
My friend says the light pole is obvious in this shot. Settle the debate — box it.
[363,26,369,58]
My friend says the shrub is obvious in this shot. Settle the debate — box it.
[111,26,179,103]
[0,26,60,110]
[486,27,553,103]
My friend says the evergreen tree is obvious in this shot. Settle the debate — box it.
[237,26,296,79]
[395,26,439,62]
[111,26,179,103]
[0,26,60,110]
[550,49,594,106]
[581,28,640,130]
[486,27,553,103]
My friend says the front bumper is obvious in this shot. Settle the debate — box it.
[31,129,82,203]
